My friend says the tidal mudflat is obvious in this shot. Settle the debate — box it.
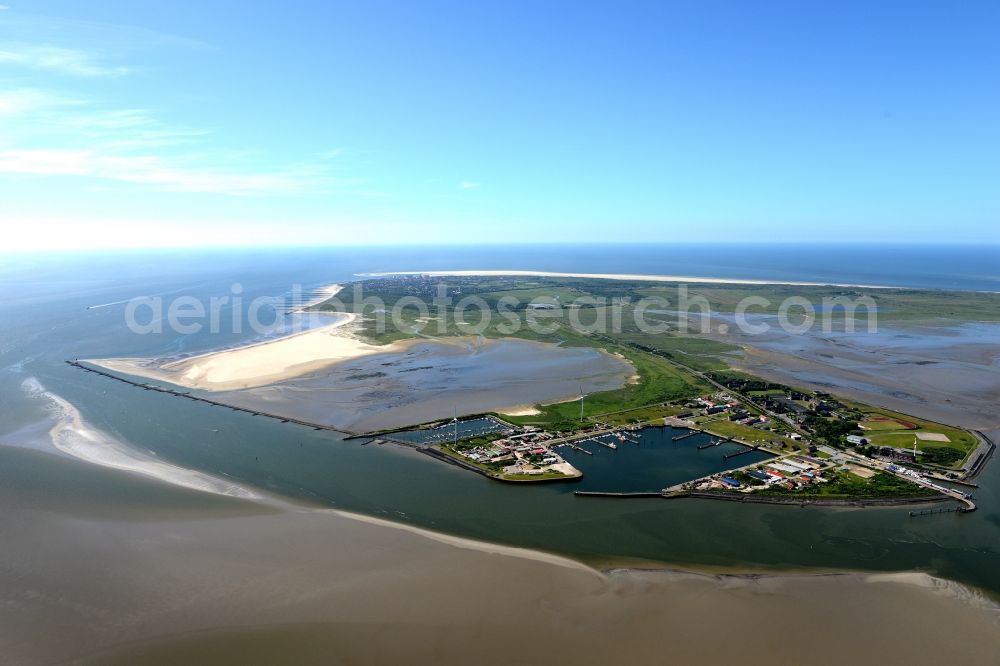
[3,441,999,666]
[90,299,635,433]
[711,318,1000,429]
[213,337,634,432]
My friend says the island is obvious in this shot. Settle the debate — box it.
[78,273,997,509]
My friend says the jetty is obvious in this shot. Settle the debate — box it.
[723,445,763,460]
[909,505,969,517]
[65,360,361,437]
[574,491,662,498]
[671,430,699,442]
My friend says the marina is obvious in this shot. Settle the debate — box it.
[557,426,774,493]
[383,416,516,446]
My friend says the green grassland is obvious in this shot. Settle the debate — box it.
[848,402,977,467]
[327,274,1000,326]
[692,417,792,447]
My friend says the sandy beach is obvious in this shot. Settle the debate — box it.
[369,269,901,290]
[89,311,425,392]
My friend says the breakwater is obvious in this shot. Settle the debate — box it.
[677,491,953,508]
[573,490,663,497]
[66,360,361,436]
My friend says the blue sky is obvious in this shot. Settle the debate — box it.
[1,1,998,250]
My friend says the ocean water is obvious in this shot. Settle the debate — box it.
[2,244,1000,597]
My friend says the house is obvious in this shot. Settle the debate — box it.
[771,397,808,416]
[846,435,869,446]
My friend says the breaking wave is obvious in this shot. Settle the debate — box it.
[21,377,259,500]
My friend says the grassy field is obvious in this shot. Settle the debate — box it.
[848,402,977,467]
[693,418,793,447]
[584,403,689,426]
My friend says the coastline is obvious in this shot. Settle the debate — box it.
[368,269,904,290]
[6,381,1000,665]
[20,377,972,588]
[86,310,421,392]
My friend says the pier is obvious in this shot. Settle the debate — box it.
[671,430,700,442]
[722,445,763,460]
[697,438,727,450]
[909,506,968,517]
[583,438,618,450]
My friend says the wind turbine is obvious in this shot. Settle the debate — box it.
[579,384,586,423]
[453,406,459,448]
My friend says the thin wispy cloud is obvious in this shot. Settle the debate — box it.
[0,44,128,77]
[0,88,72,114]
[461,181,480,190]
[0,22,354,198]
[0,149,311,196]
[0,89,345,195]
[0,51,347,196]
